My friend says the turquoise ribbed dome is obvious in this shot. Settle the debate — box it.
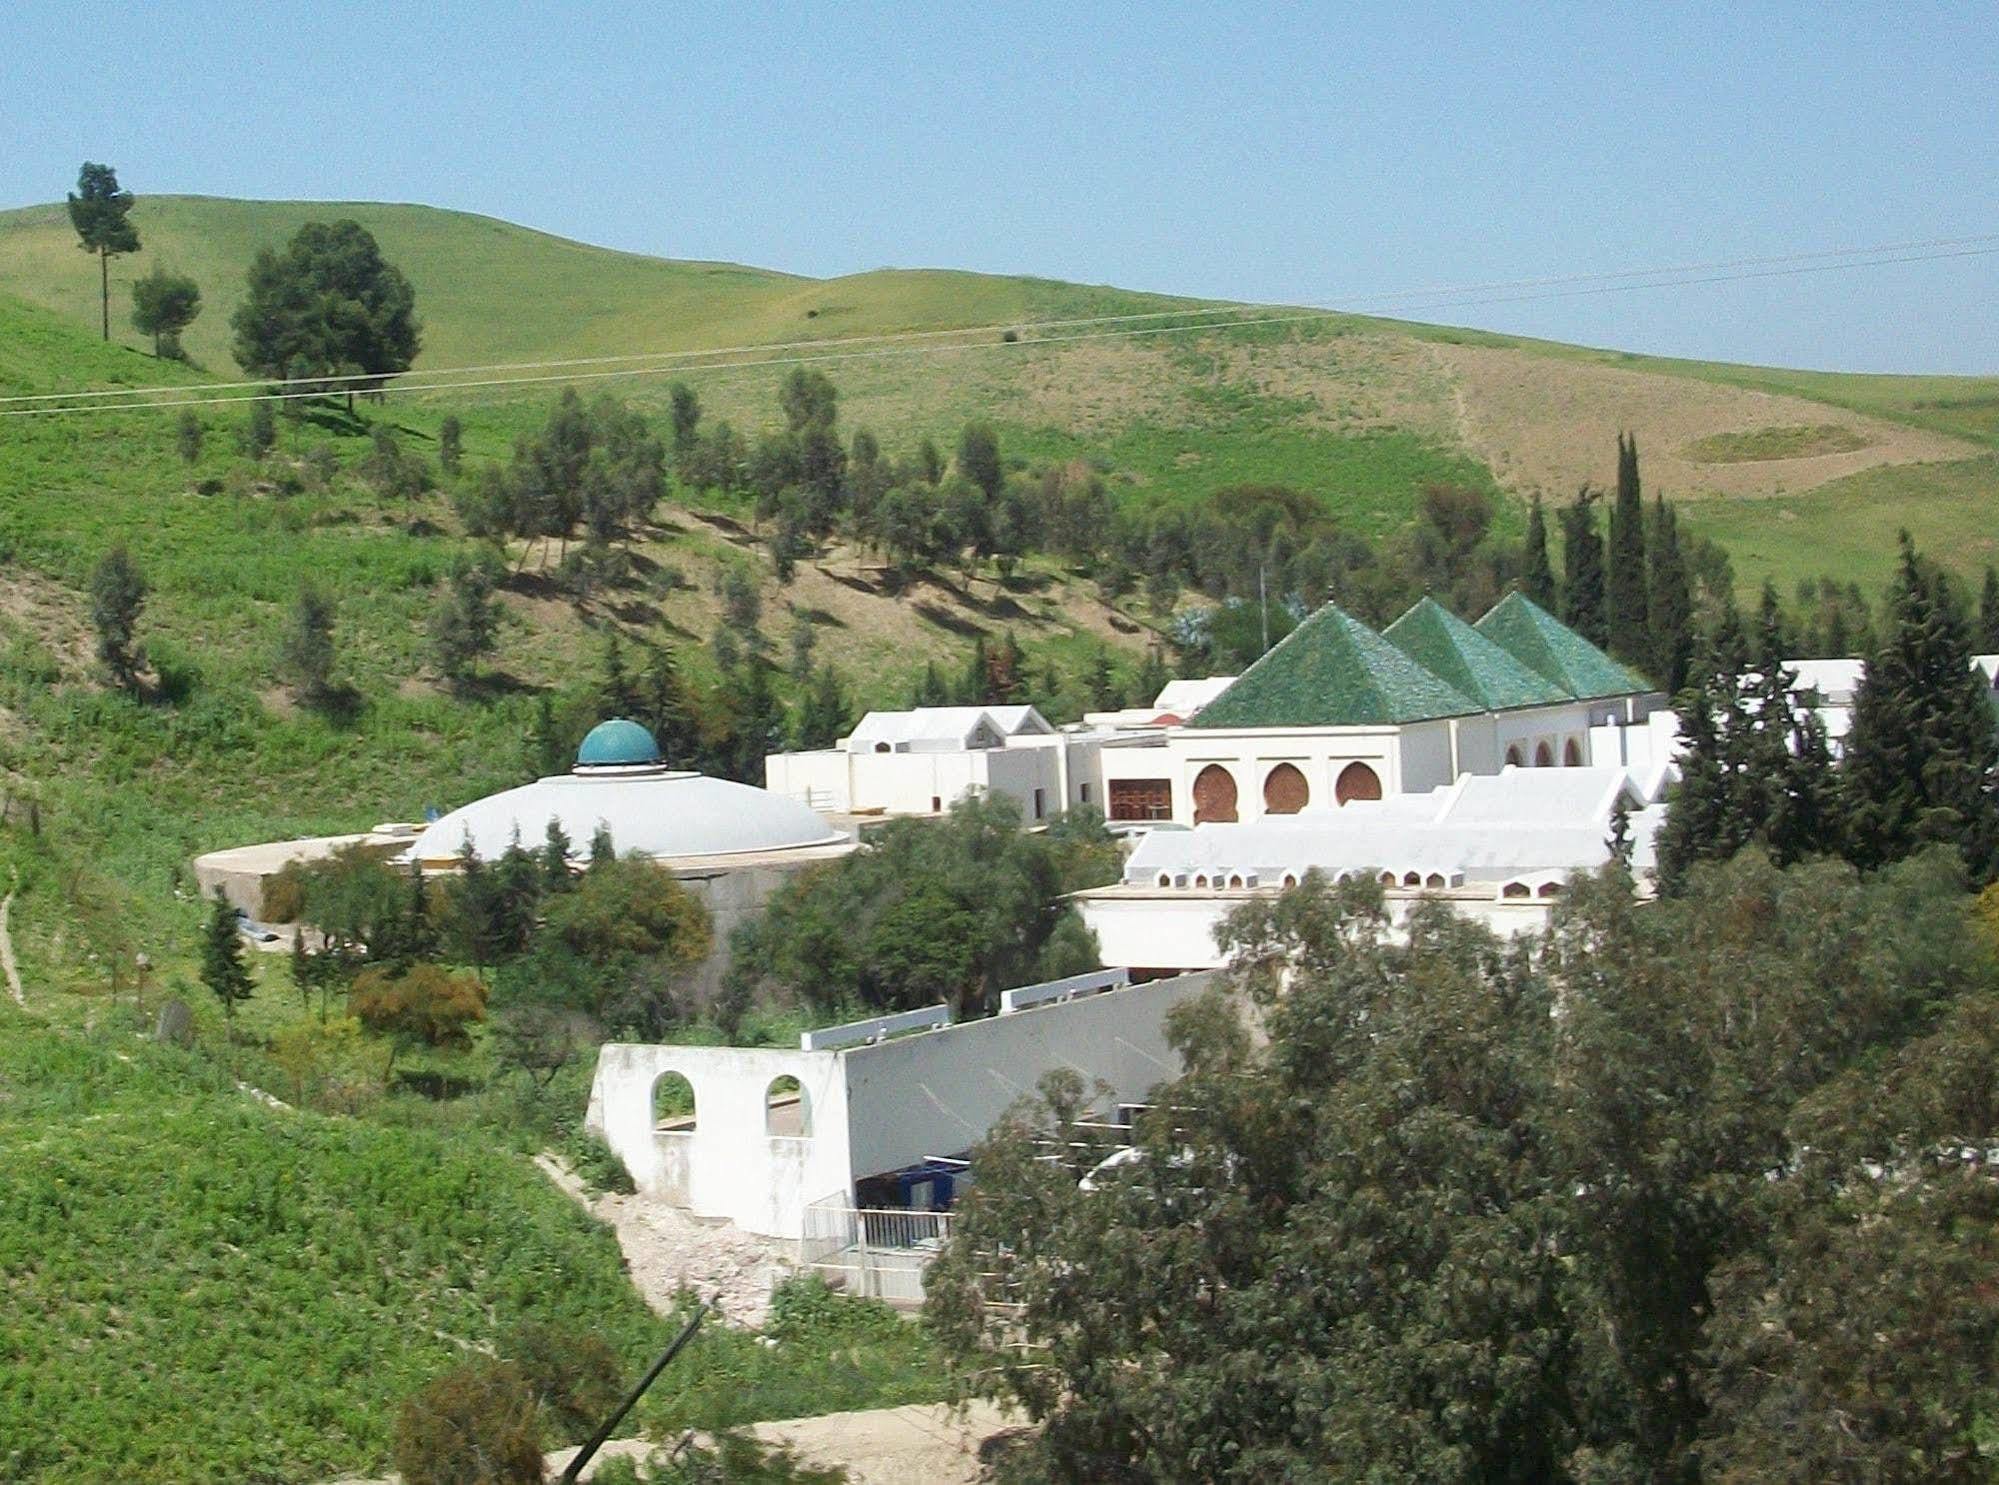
[575,718,662,769]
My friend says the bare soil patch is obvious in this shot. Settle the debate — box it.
[1424,341,1973,501]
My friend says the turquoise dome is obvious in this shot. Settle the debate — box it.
[575,718,662,769]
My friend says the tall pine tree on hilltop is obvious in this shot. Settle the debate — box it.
[1607,433,1649,668]
[1559,488,1608,646]
[1841,534,1999,879]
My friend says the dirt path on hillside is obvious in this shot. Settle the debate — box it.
[749,1400,1023,1484]
[2,870,25,1008]
[535,1154,794,1328]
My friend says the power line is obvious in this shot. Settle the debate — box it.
[3,237,1991,419]
[7,229,1989,409]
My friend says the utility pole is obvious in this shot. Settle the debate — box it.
[557,1298,711,1483]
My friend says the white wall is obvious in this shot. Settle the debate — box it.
[1165,727,1406,824]
[839,974,1214,1180]
[1397,721,1456,793]
[586,1043,854,1239]
[1079,887,1558,972]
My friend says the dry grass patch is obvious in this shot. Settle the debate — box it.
[1426,341,1973,501]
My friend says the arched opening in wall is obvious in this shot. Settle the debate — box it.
[652,1071,696,1133]
[1192,765,1238,824]
[1534,742,1554,768]
[1537,882,1563,899]
[1156,872,1172,888]
[1504,744,1524,768]
[1379,870,1397,885]
[1402,871,1423,887]
[873,741,892,754]
[1262,763,1309,814]
[1281,872,1300,888]
[765,1075,810,1137]
[1336,761,1383,805]
[1227,874,1245,889]
[1425,872,1447,889]
[1563,738,1582,766]
[1501,881,1531,900]
[1193,874,1210,889]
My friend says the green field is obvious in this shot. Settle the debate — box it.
[1676,453,1999,597]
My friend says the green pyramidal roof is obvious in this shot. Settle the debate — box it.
[1382,597,1572,710]
[1189,603,1481,729]
[1473,591,1651,700]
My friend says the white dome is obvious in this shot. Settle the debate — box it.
[410,769,848,866]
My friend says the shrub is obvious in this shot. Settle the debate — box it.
[393,1359,544,1485]
[261,859,308,923]
[351,963,488,1052]
[501,1321,624,1440]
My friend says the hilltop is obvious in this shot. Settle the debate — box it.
[3,195,1995,592]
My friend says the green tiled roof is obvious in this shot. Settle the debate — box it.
[1473,591,1652,700]
[1382,597,1572,710]
[1189,603,1481,729]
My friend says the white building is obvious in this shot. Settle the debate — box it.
[1076,766,1668,973]
[764,703,1113,822]
[1103,594,1659,829]
[409,719,855,1000]
[585,970,1214,1243]
[1781,654,1999,756]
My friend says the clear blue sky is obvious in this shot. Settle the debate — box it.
[3,2,1993,372]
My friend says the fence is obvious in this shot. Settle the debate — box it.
[800,1193,955,1306]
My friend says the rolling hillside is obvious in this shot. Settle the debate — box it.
[3,194,1995,592]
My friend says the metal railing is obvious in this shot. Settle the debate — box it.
[800,1193,955,1305]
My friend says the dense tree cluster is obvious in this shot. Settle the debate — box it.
[721,794,1117,1031]
[286,826,712,1058]
[455,388,666,569]
[928,852,1999,1483]
[1663,534,1999,888]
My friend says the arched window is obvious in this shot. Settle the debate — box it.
[1533,741,1554,768]
[1504,744,1524,768]
[1501,881,1531,900]
[1336,761,1383,805]
[652,1071,696,1133]
[1379,870,1397,885]
[765,1076,810,1137]
[1563,737,1582,767]
[873,741,892,754]
[1192,765,1238,824]
[1425,872,1447,888]
[1402,870,1423,887]
[1156,872,1173,888]
[1227,873,1245,889]
[1193,874,1210,889]
[1537,881,1563,899]
[1262,763,1309,814]
[1281,872,1300,888]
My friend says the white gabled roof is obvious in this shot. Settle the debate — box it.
[1784,658,1867,706]
[843,706,1051,754]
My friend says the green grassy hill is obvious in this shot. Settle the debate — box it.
[0,195,1188,372]
[3,194,1994,591]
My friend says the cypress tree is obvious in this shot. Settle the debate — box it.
[1645,497,1693,692]
[960,635,991,705]
[794,662,850,750]
[1655,658,1727,894]
[912,660,950,708]
[589,824,617,869]
[638,643,699,769]
[1559,488,1608,647]
[1840,532,1999,879]
[1980,565,1999,652]
[599,632,636,720]
[1521,494,1557,610]
[200,887,255,1031]
[540,818,574,892]
[1607,434,1648,665]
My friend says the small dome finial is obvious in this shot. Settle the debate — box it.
[575,718,662,771]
